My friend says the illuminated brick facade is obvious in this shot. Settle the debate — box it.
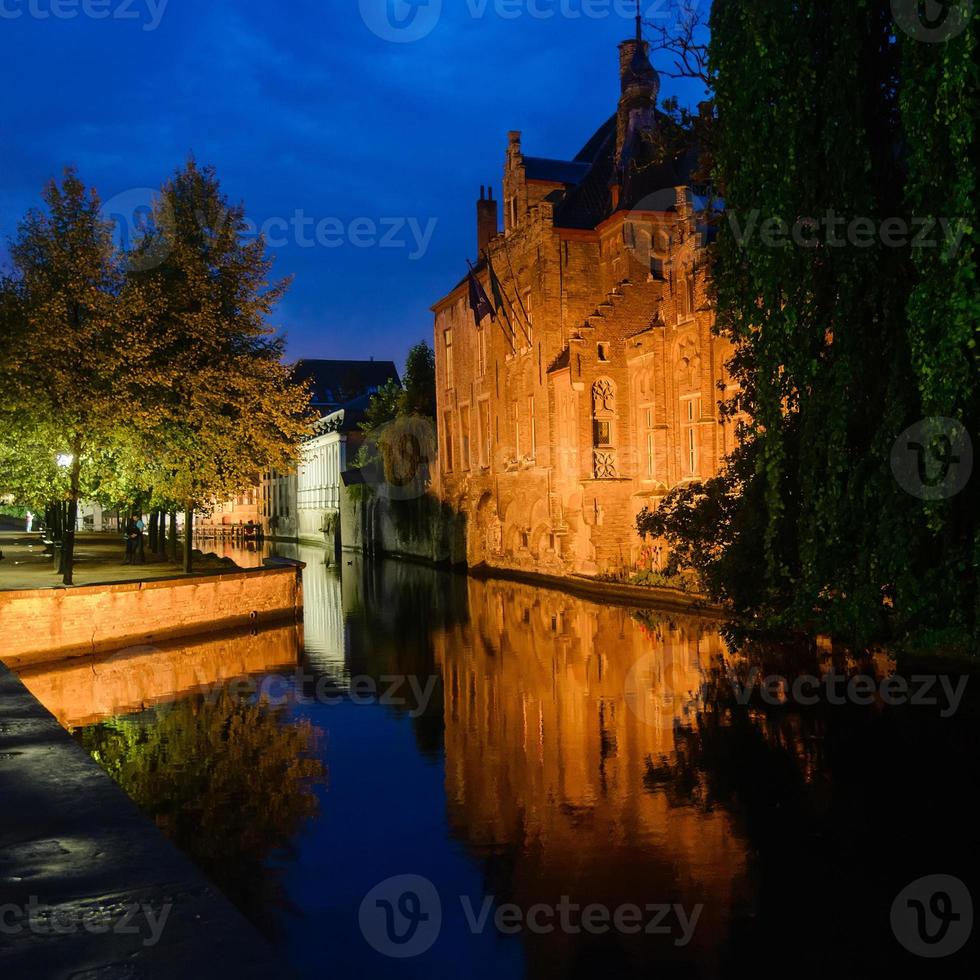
[432,27,736,576]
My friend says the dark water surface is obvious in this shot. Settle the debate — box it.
[19,549,978,978]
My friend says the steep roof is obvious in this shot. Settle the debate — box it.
[523,157,592,185]
[552,114,699,230]
[294,359,400,411]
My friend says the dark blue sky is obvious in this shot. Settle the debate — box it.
[0,0,708,368]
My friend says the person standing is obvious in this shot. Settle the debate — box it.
[134,515,146,564]
[124,516,138,565]
[25,511,34,533]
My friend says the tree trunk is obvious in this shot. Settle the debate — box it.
[168,510,178,562]
[62,450,82,586]
[148,510,159,553]
[158,511,169,559]
[57,502,69,574]
[183,503,194,573]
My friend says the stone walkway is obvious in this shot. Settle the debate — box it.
[0,662,289,978]
[0,532,257,591]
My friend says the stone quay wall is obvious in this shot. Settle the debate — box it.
[0,566,303,668]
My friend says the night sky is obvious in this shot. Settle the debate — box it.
[0,0,708,368]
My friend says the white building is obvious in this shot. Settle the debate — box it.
[260,359,401,548]
[297,410,349,545]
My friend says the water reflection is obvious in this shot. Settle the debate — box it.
[22,555,976,979]
[432,582,748,978]
[78,689,323,933]
[16,622,301,728]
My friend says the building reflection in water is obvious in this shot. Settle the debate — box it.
[15,621,302,728]
[431,577,750,976]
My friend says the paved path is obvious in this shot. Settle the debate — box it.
[0,661,290,979]
[0,532,250,591]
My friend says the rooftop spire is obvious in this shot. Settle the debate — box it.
[636,0,642,43]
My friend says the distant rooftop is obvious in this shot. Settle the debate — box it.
[294,359,400,412]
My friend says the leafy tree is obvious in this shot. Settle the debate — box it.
[647,2,978,651]
[351,342,437,497]
[0,169,132,583]
[126,159,313,570]
[402,340,436,417]
[901,5,979,643]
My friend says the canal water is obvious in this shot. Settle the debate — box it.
[15,548,978,978]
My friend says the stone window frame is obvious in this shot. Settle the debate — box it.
[680,393,702,478]
[444,327,454,390]
[442,410,455,474]
[477,324,487,378]
[477,396,492,470]
[459,402,472,472]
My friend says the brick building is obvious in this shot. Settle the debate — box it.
[432,20,736,576]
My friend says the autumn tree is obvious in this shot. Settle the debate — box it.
[126,159,313,570]
[0,169,134,584]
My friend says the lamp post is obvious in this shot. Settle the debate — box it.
[56,448,82,586]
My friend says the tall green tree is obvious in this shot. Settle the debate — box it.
[901,6,979,641]
[402,340,436,418]
[643,2,978,650]
[0,169,132,583]
[352,342,437,497]
[127,159,313,570]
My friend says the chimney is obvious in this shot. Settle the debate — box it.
[477,185,498,255]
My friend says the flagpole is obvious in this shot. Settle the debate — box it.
[501,238,534,347]
[475,252,515,351]
[485,248,528,350]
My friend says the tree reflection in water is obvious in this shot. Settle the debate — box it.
[78,687,325,936]
[646,641,980,978]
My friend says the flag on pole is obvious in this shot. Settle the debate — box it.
[467,267,493,325]
[485,252,516,346]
